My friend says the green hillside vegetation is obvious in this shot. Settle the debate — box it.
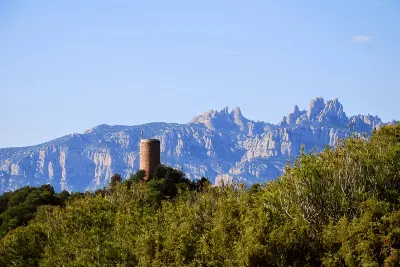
[0,184,70,238]
[0,124,400,266]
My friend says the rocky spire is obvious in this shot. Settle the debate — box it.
[231,107,248,132]
[191,106,250,132]
[307,97,325,118]
[286,105,302,124]
[317,98,347,123]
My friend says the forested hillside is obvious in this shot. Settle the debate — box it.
[0,124,400,266]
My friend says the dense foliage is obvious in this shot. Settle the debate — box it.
[0,124,400,266]
[0,184,69,238]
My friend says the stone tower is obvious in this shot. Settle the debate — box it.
[140,139,161,179]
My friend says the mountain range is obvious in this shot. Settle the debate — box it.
[0,97,397,193]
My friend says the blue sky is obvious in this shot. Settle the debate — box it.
[0,0,399,148]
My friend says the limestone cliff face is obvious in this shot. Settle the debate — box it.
[0,98,396,193]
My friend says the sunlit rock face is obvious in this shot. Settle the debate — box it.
[0,98,396,193]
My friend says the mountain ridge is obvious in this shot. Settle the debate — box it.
[0,97,397,193]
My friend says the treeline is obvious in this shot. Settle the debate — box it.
[0,124,400,266]
[0,184,71,238]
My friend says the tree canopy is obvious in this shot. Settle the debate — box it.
[0,124,400,266]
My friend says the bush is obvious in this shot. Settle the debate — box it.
[0,124,399,266]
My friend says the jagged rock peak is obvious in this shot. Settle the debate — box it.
[286,104,304,125]
[231,106,243,117]
[318,98,347,123]
[279,97,349,126]
[230,107,248,131]
[307,97,325,118]
[191,106,249,131]
[349,114,384,131]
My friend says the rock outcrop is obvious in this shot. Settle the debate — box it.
[0,97,396,193]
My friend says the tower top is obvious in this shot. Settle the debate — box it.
[141,139,160,143]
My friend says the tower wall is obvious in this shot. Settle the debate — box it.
[140,139,161,179]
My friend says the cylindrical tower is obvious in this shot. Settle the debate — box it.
[140,139,161,179]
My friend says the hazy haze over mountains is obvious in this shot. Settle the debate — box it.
[0,97,397,193]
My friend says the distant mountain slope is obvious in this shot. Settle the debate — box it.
[0,97,396,193]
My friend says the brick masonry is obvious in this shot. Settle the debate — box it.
[140,139,161,179]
